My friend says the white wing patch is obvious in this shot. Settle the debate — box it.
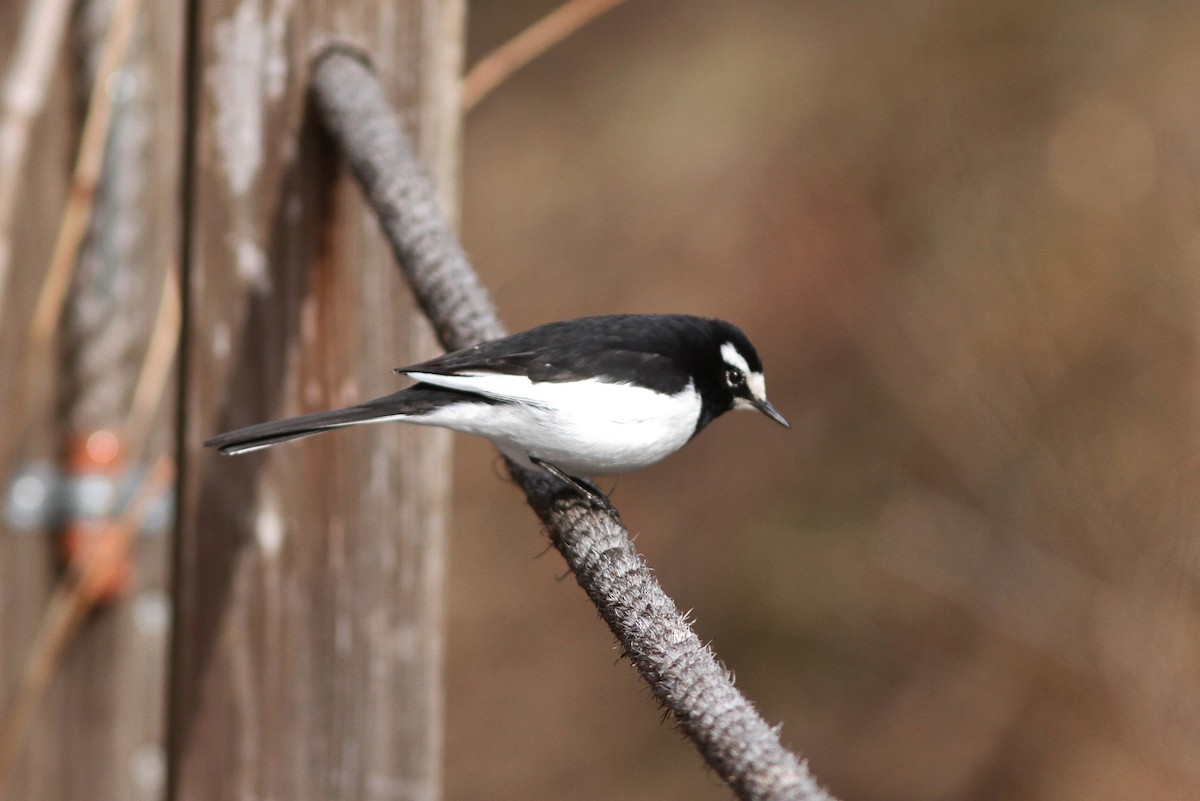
[404,370,558,408]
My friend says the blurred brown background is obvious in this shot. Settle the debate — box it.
[447,2,1200,800]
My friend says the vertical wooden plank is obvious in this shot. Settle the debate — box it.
[0,0,74,790]
[0,1,182,799]
[0,0,73,749]
[171,2,462,800]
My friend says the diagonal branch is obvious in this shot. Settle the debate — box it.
[310,47,837,801]
[461,0,630,112]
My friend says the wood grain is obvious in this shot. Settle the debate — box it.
[171,2,463,800]
[0,0,181,798]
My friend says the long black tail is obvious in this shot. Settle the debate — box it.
[205,386,461,455]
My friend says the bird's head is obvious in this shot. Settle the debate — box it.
[687,319,789,431]
[716,338,789,428]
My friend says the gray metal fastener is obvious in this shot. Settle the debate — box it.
[4,462,173,533]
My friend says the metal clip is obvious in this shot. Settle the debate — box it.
[4,462,173,533]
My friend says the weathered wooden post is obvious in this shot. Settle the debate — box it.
[170,3,463,800]
[0,0,181,798]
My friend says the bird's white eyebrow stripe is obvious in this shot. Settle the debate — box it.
[720,342,769,401]
[720,342,751,375]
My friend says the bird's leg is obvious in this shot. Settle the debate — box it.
[529,456,611,508]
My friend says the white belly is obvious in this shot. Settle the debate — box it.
[409,376,702,476]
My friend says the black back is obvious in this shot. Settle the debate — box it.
[400,314,763,435]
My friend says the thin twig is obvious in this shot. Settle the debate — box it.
[461,0,630,111]
[0,0,76,321]
[312,48,837,801]
[0,454,174,798]
[28,0,144,351]
[122,261,181,466]
[0,0,145,492]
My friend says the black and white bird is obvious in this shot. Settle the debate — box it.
[205,314,788,495]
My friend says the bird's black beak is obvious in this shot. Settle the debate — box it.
[753,398,790,428]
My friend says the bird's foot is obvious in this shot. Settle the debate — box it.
[529,456,612,509]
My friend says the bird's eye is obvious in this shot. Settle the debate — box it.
[726,368,745,388]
